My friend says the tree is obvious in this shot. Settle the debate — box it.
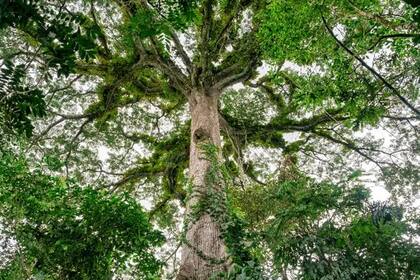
[0,150,164,279]
[232,159,420,279]
[0,0,419,279]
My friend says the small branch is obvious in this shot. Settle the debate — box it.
[49,111,97,120]
[346,0,400,29]
[148,196,171,221]
[31,117,65,145]
[214,13,235,51]
[213,0,242,54]
[46,74,83,106]
[383,115,419,121]
[89,0,111,57]
[369,33,419,51]
[321,15,420,116]
[108,174,146,192]
[163,242,182,264]
[313,129,386,172]
[64,118,92,177]
[105,168,165,192]
[84,167,125,176]
[247,78,287,110]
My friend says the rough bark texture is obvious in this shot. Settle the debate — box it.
[176,90,228,279]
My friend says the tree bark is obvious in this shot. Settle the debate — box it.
[176,89,228,279]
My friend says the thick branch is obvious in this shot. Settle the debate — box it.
[170,32,192,72]
[146,41,191,93]
[199,0,215,77]
[133,0,192,92]
[213,61,243,82]
[270,110,348,133]
[212,63,253,92]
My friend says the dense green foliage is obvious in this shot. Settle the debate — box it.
[0,60,46,137]
[0,0,419,279]
[267,180,419,279]
[0,151,163,279]
[231,160,420,279]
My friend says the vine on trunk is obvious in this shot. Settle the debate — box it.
[181,143,264,279]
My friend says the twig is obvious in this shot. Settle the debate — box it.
[321,15,420,116]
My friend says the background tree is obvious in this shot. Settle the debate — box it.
[0,0,419,279]
[232,157,420,279]
[0,150,164,280]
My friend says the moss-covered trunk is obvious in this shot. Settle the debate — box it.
[176,89,228,279]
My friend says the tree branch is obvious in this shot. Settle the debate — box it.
[170,31,192,72]
[346,0,403,29]
[213,0,243,54]
[29,117,65,148]
[212,63,253,92]
[106,168,165,192]
[148,196,171,221]
[199,0,215,77]
[146,39,191,93]
[64,118,93,177]
[247,78,287,110]
[49,111,97,120]
[369,33,419,51]
[312,129,386,171]
[322,15,420,116]
[89,0,111,57]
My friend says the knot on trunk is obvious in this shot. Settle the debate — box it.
[193,127,211,144]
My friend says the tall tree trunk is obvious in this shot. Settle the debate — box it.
[176,90,228,279]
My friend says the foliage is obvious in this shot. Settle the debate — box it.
[0,0,102,76]
[0,0,419,278]
[0,0,40,29]
[234,175,420,279]
[0,60,46,137]
[0,151,164,280]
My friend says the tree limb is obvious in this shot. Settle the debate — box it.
[199,0,215,78]
[212,63,253,92]
[146,39,191,93]
[64,118,93,177]
[312,129,386,171]
[89,0,111,57]
[170,31,192,72]
[322,15,420,116]
[369,33,419,51]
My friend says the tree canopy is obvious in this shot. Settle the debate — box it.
[0,0,419,279]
